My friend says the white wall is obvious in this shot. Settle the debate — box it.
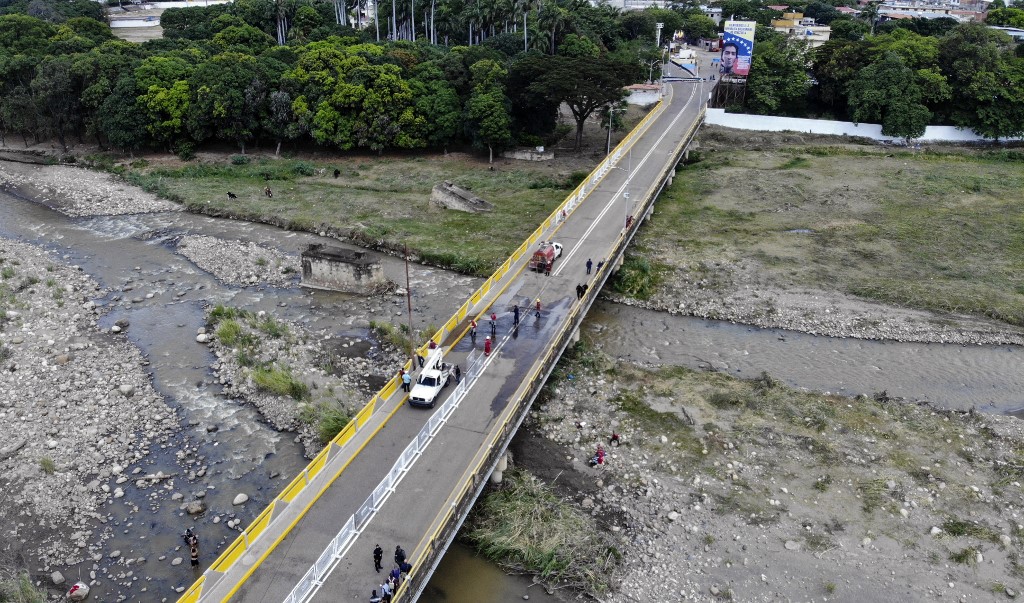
[704,108,1017,142]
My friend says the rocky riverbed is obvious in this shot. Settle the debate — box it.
[516,355,1024,602]
[0,238,180,588]
[0,160,179,217]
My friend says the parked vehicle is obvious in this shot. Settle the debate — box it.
[408,348,454,408]
[528,241,563,273]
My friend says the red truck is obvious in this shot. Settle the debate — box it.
[528,241,563,273]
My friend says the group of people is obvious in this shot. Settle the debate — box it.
[370,545,412,602]
[183,528,200,568]
[575,283,589,300]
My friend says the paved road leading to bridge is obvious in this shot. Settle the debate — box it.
[221,65,711,603]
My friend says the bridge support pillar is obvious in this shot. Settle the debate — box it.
[490,454,509,484]
[570,328,580,345]
[612,256,623,275]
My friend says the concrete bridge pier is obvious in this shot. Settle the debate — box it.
[489,453,509,484]
[611,256,624,275]
[570,328,580,345]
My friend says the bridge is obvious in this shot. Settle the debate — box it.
[179,66,710,603]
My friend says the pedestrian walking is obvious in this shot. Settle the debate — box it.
[380,580,392,602]
[586,258,592,275]
[370,589,382,603]
[454,364,461,384]
[264,186,273,198]
[545,261,552,276]
[402,371,411,392]
[416,353,424,368]
[469,319,477,341]
[394,545,406,566]
[484,336,491,356]
[490,312,497,337]
[428,340,437,349]
[512,305,520,327]
[190,544,200,568]
[575,284,583,300]
[389,566,402,584]
[535,298,541,318]
[374,544,384,572]
[596,260,604,272]
[582,283,589,296]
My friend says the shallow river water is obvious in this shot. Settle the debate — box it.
[2,183,1023,601]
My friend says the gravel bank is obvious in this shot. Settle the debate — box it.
[0,239,178,582]
[0,161,180,216]
[176,235,300,287]
[522,359,1024,602]
[606,257,1024,346]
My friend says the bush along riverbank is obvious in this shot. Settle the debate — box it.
[480,339,1024,602]
[205,305,405,457]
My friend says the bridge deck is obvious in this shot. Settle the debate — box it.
[196,64,710,603]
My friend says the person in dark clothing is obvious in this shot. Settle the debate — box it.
[575,284,583,300]
[183,528,198,547]
[394,545,406,566]
[596,260,604,272]
[586,258,593,274]
[416,354,424,368]
[582,283,589,297]
[454,364,462,384]
[370,589,382,603]
[535,298,541,318]
[333,168,341,178]
[389,566,402,585]
[399,561,412,575]
[490,313,497,337]
[512,305,520,327]
[373,544,383,572]
[190,544,200,568]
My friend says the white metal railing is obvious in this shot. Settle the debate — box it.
[282,349,485,603]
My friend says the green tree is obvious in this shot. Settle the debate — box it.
[680,14,717,43]
[527,54,634,150]
[558,33,600,58]
[829,17,869,41]
[30,55,79,150]
[188,53,267,152]
[100,74,151,156]
[409,62,462,149]
[466,59,511,162]
[745,35,811,115]
[0,14,56,54]
[987,7,1024,27]
[847,52,931,141]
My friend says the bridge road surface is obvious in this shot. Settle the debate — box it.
[228,70,709,603]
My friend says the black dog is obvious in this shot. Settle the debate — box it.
[333,169,341,178]
[226,192,237,199]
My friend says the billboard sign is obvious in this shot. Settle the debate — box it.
[721,21,756,77]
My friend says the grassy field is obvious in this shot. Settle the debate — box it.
[124,155,585,274]
[639,134,1024,325]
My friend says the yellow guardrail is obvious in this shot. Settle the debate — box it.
[180,92,680,603]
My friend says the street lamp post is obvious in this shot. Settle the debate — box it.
[605,103,623,156]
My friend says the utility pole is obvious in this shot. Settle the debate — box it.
[655,22,664,49]
[404,243,415,369]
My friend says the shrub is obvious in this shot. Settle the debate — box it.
[253,365,309,400]
[610,256,666,300]
[40,457,56,475]
[293,161,316,176]
[175,142,196,161]
[300,401,353,444]
[231,155,251,165]
[1,267,13,280]
[0,572,47,603]
[215,319,243,347]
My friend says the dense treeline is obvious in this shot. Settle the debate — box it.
[0,0,705,158]
[1,0,1022,155]
[722,0,1024,140]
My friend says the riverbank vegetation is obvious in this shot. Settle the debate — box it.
[467,469,619,594]
[628,129,1024,327]
[123,153,610,274]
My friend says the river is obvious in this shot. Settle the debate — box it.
[1,182,1022,601]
